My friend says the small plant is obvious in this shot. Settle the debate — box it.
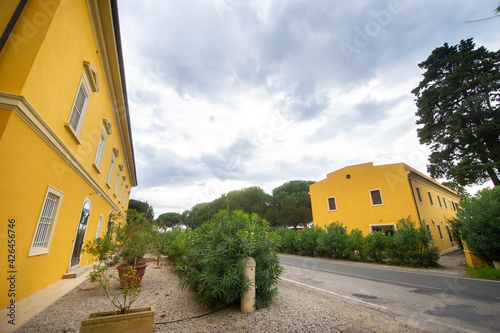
[83,235,142,314]
[115,210,155,266]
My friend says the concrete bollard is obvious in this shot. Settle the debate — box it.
[241,257,256,313]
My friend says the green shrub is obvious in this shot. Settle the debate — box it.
[316,222,348,258]
[446,217,463,250]
[389,217,440,267]
[364,231,392,263]
[458,187,500,263]
[173,211,283,309]
[345,229,366,261]
[295,227,324,256]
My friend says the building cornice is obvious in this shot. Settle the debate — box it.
[86,0,137,187]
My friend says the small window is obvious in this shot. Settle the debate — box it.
[118,180,125,203]
[443,199,448,209]
[416,187,423,203]
[327,197,337,211]
[370,224,394,236]
[449,199,454,211]
[427,192,434,206]
[425,224,433,241]
[95,214,103,239]
[437,224,443,240]
[106,154,115,187]
[437,195,442,208]
[93,128,107,171]
[29,186,64,256]
[369,189,383,206]
[114,167,122,196]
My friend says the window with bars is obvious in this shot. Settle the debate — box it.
[30,187,63,256]
[369,189,384,206]
[327,197,337,211]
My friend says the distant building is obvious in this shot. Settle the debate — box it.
[309,162,460,250]
[0,0,136,308]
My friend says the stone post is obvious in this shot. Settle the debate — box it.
[241,257,256,313]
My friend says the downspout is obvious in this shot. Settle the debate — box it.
[0,0,28,53]
[407,172,422,225]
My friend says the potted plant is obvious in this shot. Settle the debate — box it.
[81,234,154,333]
[114,210,155,287]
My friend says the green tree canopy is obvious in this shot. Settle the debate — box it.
[128,199,154,220]
[412,38,500,186]
[156,212,183,228]
[272,180,315,228]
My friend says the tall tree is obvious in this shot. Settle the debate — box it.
[272,180,315,228]
[412,38,500,186]
[128,199,155,220]
[156,212,183,228]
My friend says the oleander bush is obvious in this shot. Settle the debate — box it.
[389,217,440,267]
[166,211,283,310]
[274,217,440,268]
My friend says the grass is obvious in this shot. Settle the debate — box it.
[465,266,500,280]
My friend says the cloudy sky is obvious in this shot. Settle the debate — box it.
[117,0,500,216]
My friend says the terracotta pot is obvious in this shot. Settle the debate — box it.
[116,263,148,288]
[80,306,154,333]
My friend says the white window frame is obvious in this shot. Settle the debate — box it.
[29,186,64,256]
[327,196,337,211]
[427,191,434,206]
[437,224,444,240]
[93,128,107,172]
[114,165,123,196]
[449,199,454,211]
[369,223,396,235]
[415,187,423,203]
[118,176,126,203]
[94,214,104,240]
[369,189,384,206]
[65,62,99,144]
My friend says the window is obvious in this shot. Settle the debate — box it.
[437,195,442,208]
[327,197,337,211]
[106,148,119,187]
[415,187,423,203]
[118,177,125,203]
[427,192,434,206]
[94,214,103,240]
[370,224,395,236]
[369,189,384,206]
[445,225,454,246]
[443,198,448,209]
[425,224,433,241]
[449,199,454,211]
[114,165,122,196]
[105,211,115,236]
[65,62,99,143]
[93,128,107,171]
[437,224,443,240]
[29,186,64,256]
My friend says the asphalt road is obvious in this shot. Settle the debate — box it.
[279,254,500,333]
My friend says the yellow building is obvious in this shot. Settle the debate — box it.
[0,0,136,309]
[310,162,460,250]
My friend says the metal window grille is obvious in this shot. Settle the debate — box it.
[33,193,58,248]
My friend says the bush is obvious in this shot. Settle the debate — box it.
[458,187,500,263]
[290,227,324,256]
[364,231,392,263]
[172,211,282,309]
[316,222,348,258]
[345,229,366,261]
[389,217,440,267]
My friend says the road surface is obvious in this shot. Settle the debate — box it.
[279,254,500,333]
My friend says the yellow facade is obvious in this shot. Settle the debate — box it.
[0,0,136,309]
[310,162,460,250]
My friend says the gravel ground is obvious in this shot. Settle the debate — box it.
[15,252,466,333]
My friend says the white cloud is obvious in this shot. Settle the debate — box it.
[118,0,500,215]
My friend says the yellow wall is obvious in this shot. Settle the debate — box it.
[310,162,460,251]
[0,0,134,308]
